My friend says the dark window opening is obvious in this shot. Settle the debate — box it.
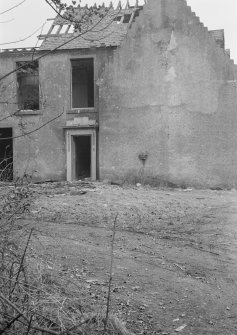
[0,128,13,181]
[17,61,39,110]
[133,10,140,20]
[123,14,132,23]
[114,15,122,22]
[74,136,91,179]
[71,58,94,108]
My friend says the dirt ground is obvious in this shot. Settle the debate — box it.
[10,181,237,334]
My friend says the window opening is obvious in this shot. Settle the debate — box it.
[0,128,13,181]
[114,15,122,23]
[16,61,39,110]
[71,58,94,108]
[133,10,140,20]
[123,14,132,23]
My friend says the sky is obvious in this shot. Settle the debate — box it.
[0,0,236,62]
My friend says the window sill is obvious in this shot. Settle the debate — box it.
[15,110,42,116]
[67,108,95,114]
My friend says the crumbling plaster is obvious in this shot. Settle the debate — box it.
[0,48,112,181]
[99,0,237,188]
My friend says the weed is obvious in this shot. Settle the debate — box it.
[0,180,133,334]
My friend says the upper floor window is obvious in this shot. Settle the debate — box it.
[16,61,39,110]
[71,58,94,108]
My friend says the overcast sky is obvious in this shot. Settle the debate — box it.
[0,0,236,62]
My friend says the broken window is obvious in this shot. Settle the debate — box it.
[71,58,94,108]
[16,61,39,110]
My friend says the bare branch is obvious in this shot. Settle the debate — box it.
[104,214,118,331]
[44,0,105,32]
[0,313,22,334]
[0,293,59,335]
[0,18,15,24]
[0,23,46,46]
[0,110,64,141]
[0,6,114,82]
[25,315,33,335]
[0,0,26,15]
[10,229,33,296]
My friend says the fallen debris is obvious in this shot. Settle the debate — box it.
[70,190,87,196]
[175,324,187,332]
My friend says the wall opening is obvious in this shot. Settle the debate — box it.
[16,61,39,110]
[73,135,91,179]
[71,58,94,108]
[0,128,13,181]
[123,14,132,23]
[67,129,96,181]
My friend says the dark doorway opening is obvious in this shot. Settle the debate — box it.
[0,128,13,181]
[74,136,91,179]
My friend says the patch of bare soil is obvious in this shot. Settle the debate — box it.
[10,182,237,334]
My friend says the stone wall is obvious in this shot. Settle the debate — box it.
[99,0,237,188]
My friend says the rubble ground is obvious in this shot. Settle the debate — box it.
[7,181,237,335]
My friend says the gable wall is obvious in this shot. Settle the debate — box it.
[99,0,237,188]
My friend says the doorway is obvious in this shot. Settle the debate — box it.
[0,128,13,181]
[66,129,96,181]
[74,136,91,179]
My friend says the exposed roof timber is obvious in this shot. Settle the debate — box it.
[0,47,39,54]
[125,1,130,9]
[65,25,71,34]
[56,25,62,34]
[117,1,122,10]
[128,10,135,26]
[38,23,74,39]
[38,2,143,40]
[91,1,114,9]
[37,1,144,49]
[61,0,144,9]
